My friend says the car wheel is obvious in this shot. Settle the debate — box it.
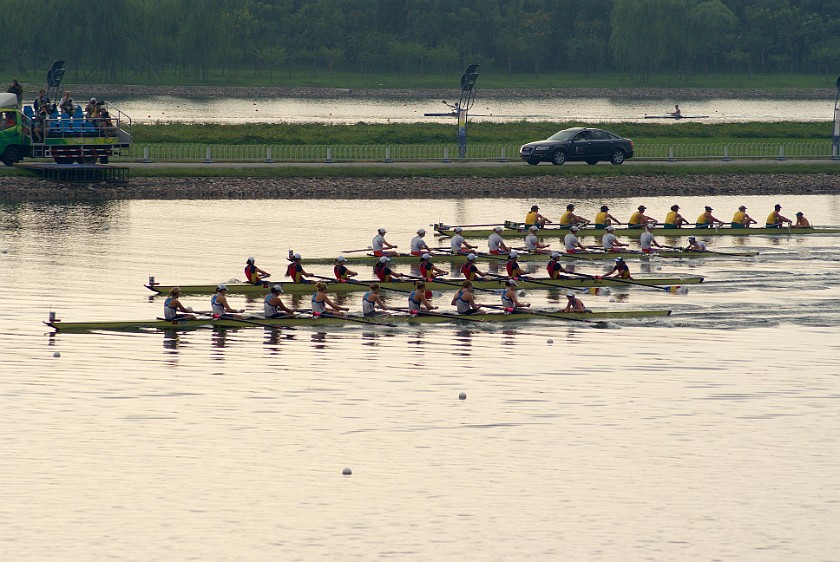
[609,149,626,165]
[586,159,598,165]
[551,150,566,165]
[526,160,539,166]
[3,146,22,166]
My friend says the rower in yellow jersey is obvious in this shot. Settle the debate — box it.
[558,204,588,229]
[593,205,621,229]
[731,205,757,228]
[695,206,723,228]
[628,205,657,228]
[663,204,689,229]
[766,204,792,228]
[524,205,552,229]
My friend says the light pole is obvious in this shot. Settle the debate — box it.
[833,75,840,160]
[456,64,479,159]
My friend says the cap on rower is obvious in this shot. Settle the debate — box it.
[454,226,463,233]
[775,204,782,210]
[417,228,426,235]
[529,225,539,231]
[688,236,696,241]
[671,204,680,211]
[638,205,646,210]
[550,251,560,258]
[246,256,255,264]
[739,205,747,211]
[605,225,615,231]
[570,226,580,232]
[566,291,576,297]
[379,256,390,263]
[705,206,713,211]
[600,205,609,211]
[509,250,519,258]
[531,205,539,211]
[614,257,624,262]
[567,204,575,210]
[796,211,804,216]
[505,279,517,286]
[216,284,228,292]
[493,225,503,232]
[421,253,431,260]
[271,284,284,293]
[645,224,654,230]
[378,227,386,234]
[292,252,301,260]
[467,253,477,261]
[336,255,347,262]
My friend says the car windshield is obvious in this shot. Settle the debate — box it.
[546,129,580,141]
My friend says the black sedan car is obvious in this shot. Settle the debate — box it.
[519,127,634,165]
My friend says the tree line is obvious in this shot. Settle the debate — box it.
[3,0,839,83]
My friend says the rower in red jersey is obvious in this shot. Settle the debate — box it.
[285,252,314,283]
[333,255,358,282]
[460,253,487,281]
[244,256,270,284]
[546,251,571,279]
[374,256,406,282]
[506,251,524,279]
[419,253,447,281]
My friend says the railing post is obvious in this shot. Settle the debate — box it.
[325,147,334,163]
[833,144,839,161]
[203,146,213,163]
[265,146,274,163]
[668,146,674,162]
[384,146,393,163]
[778,145,786,161]
[141,146,151,163]
[722,145,731,162]
[443,147,450,163]
[499,146,508,162]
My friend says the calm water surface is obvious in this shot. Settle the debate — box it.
[1,195,839,561]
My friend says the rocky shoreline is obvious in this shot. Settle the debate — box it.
[2,174,838,202]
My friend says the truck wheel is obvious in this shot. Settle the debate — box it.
[99,156,109,164]
[3,146,22,166]
[54,157,74,164]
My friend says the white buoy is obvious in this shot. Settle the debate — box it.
[546,338,554,344]
[1,248,7,254]
[53,351,61,358]
[342,467,352,475]
[459,392,467,400]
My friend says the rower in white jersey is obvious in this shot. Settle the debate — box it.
[449,226,477,254]
[563,225,587,253]
[451,280,482,314]
[372,227,397,257]
[410,228,431,256]
[487,226,511,254]
[362,283,389,317]
[211,284,245,319]
[501,279,530,312]
[264,285,295,318]
[524,225,551,253]
[685,235,708,252]
[639,223,664,253]
[601,225,629,252]
[163,287,197,321]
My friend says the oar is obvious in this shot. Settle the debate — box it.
[483,271,586,293]
[479,304,604,325]
[404,274,503,295]
[431,222,504,228]
[311,274,417,295]
[340,246,373,254]
[390,306,487,323]
[661,244,745,258]
[563,270,680,293]
[313,312,398,328]
[188,313,291,329]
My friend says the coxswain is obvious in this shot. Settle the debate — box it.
[685,236,708,252]
[333,256,357,282]
[766,204,792,228]
[408,280,437,314]
[362,283,389,317]
[564,225,587,254]
[374,256,405,282]
[243,256,270,284]
[501,279,530,312]
[639,224,663,254]
[546,251,571,279]
[601,225,628,252]
[487,225,511,254]
[311,282,348,317]
[285,253,314,283]
[264,285,295,318]
[695,206,722,228]
[628,205,657,228]
[506,250,525,279]
[794,212,811,228]
[599,257,632,279]
[524,225,550,253]
[460,253,487,281]
[594,205,620,229]
[211,284,244,319]
[372,227,397,257]
[450,226,477,254]
[410,228,431,255]
[524,205,551,229]
[664,205,689,229]
[731,205,756,228]
[163,287,197,321]
[451,280,482,314]
[559,204,588,228]
[419,253,446,281]
[562,291,589,313]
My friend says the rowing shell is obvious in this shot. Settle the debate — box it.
[147,276,704,295]
[296,250,756,266]
[45,309,671,332]
[644,115,710,119]
[434,222,840,239]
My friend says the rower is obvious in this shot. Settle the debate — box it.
[695,206,722,228]
[408,280,437,314]
[525,225,550,253]
[285,253,314,283]
[362,283,389,317]
[628,205,657,229]
[450,226,477,254]
[374,256,405,282]
[563,290,589,313]
[163,287,197,321]
[264,285,295,318]
[460,253,487,281]
[599,257,632,279]
[451,280,482,314]
[594,205,620,229]
[488,225,511,254]
[601,225,628,252]
[372,227,397,257]
[501,279,530,312]
[546,251,571,279]
[311,282,348,317]
[244,257,270,284]
[410,228,431,255]
[211,284,245,319]
[670,104,682,118]
[506,250,525,279]
[639,223,663,254]
[685,236,707,252]
[419,253,446,281]
[664,205,689,229]
[333,255,358,282]
[564,225,587,253]
[559,204,588,229]
[731,205,757,228]
[766,204,792,228]
[794,212,811,228]
[524,204,551,229]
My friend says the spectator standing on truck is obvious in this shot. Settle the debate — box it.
[59,91,74,115]
[32,107,47,142]
[34,89,51,113]
[7,79,22,107]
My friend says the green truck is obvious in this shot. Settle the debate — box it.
[1,63,131,166]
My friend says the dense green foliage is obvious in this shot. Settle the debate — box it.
[132,121,832,145]
[3,0,840,85]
